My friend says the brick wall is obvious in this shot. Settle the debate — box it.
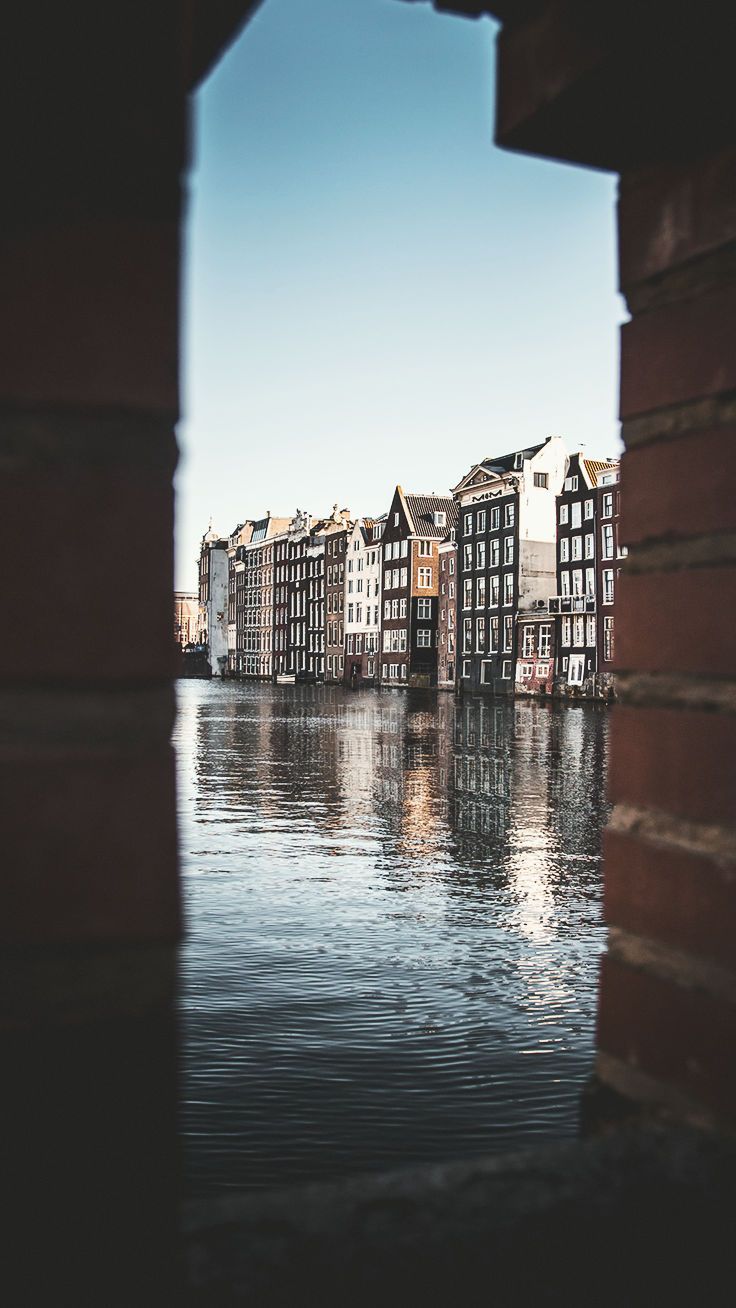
[487,1,736,1132]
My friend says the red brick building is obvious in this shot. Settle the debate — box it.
[378,487,458,689]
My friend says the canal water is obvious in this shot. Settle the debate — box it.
[175,681,609,1198]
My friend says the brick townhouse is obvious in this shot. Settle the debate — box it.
[378,487,458,688]
[550,453,624,697]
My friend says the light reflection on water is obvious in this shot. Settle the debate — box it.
[175,682,609,1197]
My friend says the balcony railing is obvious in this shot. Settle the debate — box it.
[548,596,596,614]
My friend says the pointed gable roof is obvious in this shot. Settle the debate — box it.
[403,492,458,538]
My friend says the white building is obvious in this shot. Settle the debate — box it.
[344,516,385,684]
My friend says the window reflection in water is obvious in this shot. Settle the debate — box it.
[176,683,609,1198]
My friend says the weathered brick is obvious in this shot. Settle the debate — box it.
[609,705,736,827]
[0,747,179,944]
[620,281,736,419]
[0,218,179,414]
[597,954,736,1122]
[0,467,175,682]
[616,569,736,679]
[621,427,736,544]
[619,148,736,289]
[604,829,736,968]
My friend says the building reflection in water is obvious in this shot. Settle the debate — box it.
[175,683,609,1197]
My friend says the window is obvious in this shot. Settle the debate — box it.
[400,598,407,618]
[534,472,548,488]
[449,556,455,575]
[346,634,354,654]
[517,662,534,680]
[464,512,473,535]
[560,571,570,597]
[400,664,407,680]
[603,569,614,604]
[602,492,613,519]
[476,576,487,607]
[561,616,571,647]
[539,624,551,657]
[560,538,569,562]
[603,616,614,661]
[391,598,399,619]
[514,452,523,470]
[418,567,432,588]
[417,628,432,648]
[394,513,399,526]
[476,540,486,569]
[477,510,486,532]
[384,600,390,620]
[491,507,500,531]
[463,617,472,652]
[417,597,432,619]
[490,617,499,652]
[491,538,500,568]
[573,615,585,646]
[571,502,582,529]
[584,498,594,519]
[568,654,585,686]
[463,543,473,571]
[559,504,569,524]
[400,539,408,558]
[585,615,596,647]
[503,615,513,651]
[384,569,391,590]
[522,627,535,657]
[585,567,595,598]
[476,616,486,651]
[585,533,594,559]
[417,539,432,556]
[504,502,515,528]
[449,581,455,599]
[571,535,582,561]
[564,475,579,492]
[501,660,512,678]
[572,569,583,597]
[491,574,500,607]
[503,573,513,606]
[462,659,471,678]
[504,537,514,565]
[602,524,614,559]
[433,511,446,528]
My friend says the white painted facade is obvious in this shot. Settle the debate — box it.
[204,544,229,675]
[344,517,385,672]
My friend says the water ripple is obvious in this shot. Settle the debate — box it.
[175,682,609,1197]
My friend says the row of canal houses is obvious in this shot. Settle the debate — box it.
[197,436,625,698]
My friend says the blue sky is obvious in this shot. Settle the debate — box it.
[178,0,622,589]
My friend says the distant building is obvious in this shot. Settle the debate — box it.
[343,516,384,687]
[237,514,291,680]
[452,437,568,695]
[324,521,349,684]
[174,591,199,649]
[227,521,254,673]
[550,453,623,697]
[378,488,458,689]
[288,507,351,681]
[437,538,457,691]
[198,527,229,676]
